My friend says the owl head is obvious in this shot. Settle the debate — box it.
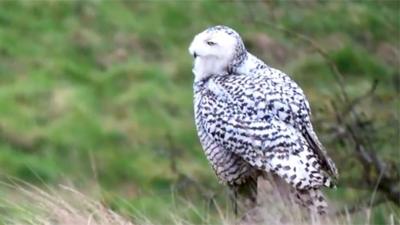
[189,25,247,81]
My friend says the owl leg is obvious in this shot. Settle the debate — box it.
[228,185,238,215]
[228,177,258,216]
[258,173,293,205]
[293,188,328,216]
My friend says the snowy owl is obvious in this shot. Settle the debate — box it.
[189,25,338,215]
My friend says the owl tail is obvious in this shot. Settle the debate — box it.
[293,188,328,215]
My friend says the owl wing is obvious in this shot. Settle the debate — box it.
[198,78,334,189]
[303,124,339,179]
[275,70,339,180]
[219,69,338,180]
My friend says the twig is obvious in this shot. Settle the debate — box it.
[342,79,379,118]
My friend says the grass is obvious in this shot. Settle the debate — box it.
[1,182,398,225]
[0,0,398,224]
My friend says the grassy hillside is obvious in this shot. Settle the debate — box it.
[0,0,398,224]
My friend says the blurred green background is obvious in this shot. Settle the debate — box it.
[0,0,398,224]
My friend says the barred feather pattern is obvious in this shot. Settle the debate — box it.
[194,75,334,190]
[193,74,338,215]
[194,83,256,186]
[197,25,338,179]
[192,25,338,215]
[234,54,339,180]
[293,188,329,215]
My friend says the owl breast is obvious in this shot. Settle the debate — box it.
[194,81,254,185]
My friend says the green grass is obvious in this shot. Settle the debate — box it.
[0,0,398,224]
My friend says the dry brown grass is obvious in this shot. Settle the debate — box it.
[0,182,135,225]
[0,181,397,225]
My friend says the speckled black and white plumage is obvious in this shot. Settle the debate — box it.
[189,25,338,215]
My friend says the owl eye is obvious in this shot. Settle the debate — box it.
[206,41,217,46]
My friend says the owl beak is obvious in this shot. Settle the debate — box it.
[193,52,198,59]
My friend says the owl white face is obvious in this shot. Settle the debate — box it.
[189,29,237,81]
